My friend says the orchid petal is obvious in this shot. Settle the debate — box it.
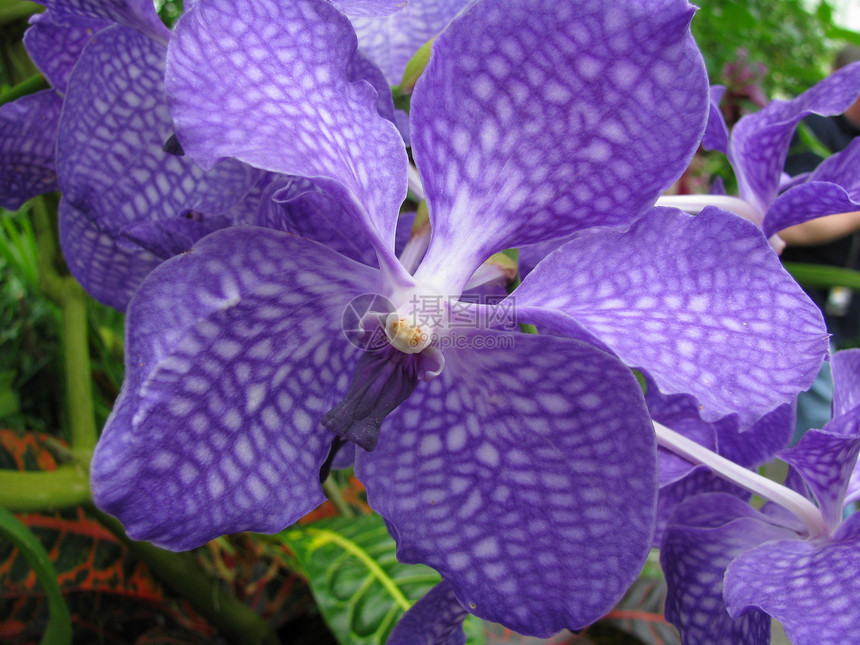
[515,207,828,427]
[258,176,377,267]
[56,25,257,308]
[703,84,729,153]
[655,468,749,546]
[387,580,467,645]
[332,0,408,18]
[59,200,162,310]
[166,0,409,282]
[832,348,860,417]
[730,61,860,216]
[411,0,708,293]
[763,136,860,235]
[38,0,170,44]
[725,513,860,644]
[779,413,860,531]
[23,11,109,92]
[763,182,860,238]
[358,333,657,635]
[662,493,794,645]
[92,228,377,550]
[0,90,61,210]
[351,0,471,86]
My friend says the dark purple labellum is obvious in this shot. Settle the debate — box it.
[322,347,422,451]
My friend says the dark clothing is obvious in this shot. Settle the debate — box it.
[782,113,860,346]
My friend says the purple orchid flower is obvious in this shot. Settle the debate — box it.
[660,349,860,645]
[90,0,828,637]
[660,65,860,250]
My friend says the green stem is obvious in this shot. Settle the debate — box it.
[322,479,356,518]
[0,466,91,510]
[92,508,281,645]
[0,74,48,106]
[31,196,98,462]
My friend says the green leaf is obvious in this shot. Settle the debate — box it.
[279,514,441,645]
[783,262,860,291]
[0,506,72,645]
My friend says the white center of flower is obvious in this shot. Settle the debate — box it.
[384,313,432,354]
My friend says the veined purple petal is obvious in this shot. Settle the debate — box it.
[0,90,61,210]
[92,228,378,550]
[655,468,749,547]
[514,207,828,428]
[258,176,378,267]
[730,61,860,216]
[724,513,860,644]
[716,404,794,468]
[764,135,860,235]
[662,493,795,645]
[24,11,109,92]
[780,420,860,532]
[331,0,408,18]
[358,333,657,635]
[166,0,409,283]
[59,200,162,310]
[764,183,860,238]
[37,0,170,44]
[347,51,397,125]
[411,0,708,294]
[703,85,729,153]
[56,25,258,308]
[832,348,860,417]
[351,0,471,85]
[387,580,467,645]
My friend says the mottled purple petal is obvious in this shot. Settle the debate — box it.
[92,228,377,550]
[724,513,860,644]
[387,581,467,645]
[662,493,794,645]
[0,90,61,210]
[23,11,109,92]
[258,176,378,267]
[57,25,257,307]
[351,0,471,85]
[59,200,162,310]
[411,0,708,293]
[359,333,657,635]
[779,413,860,531]
[348,50,397,125]
[655,468,750,546]
[38,0,169,43]
[730,61,860,216]
[515,207,828,427]
[166,0,409,281]
[764,181,860,238]
[332,0,408,18]
[703,85,729,153]
[716,403,795,467]
[833,348,860,417]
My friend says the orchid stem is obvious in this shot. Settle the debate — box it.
[653,421,827,538]
[31,196,98,463]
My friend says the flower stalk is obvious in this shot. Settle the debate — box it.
[654,421,828,538]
